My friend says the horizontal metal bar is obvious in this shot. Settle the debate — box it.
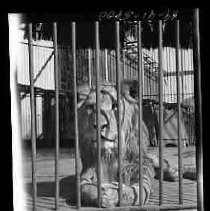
[163,70,194,77]
[19,41,54,49]
[152,93,194,96]
[65,204,197,211]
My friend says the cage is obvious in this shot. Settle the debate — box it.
[12,9,203,211]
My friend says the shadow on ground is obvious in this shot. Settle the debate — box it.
[26,176,77,205]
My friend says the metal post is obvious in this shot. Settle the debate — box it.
[95,21,102,207]
[142,56,145,96]
[180,49,185,102]
[53,22,60,210]
[28,23,37,211]
[105,49,108,82]
[122,49,126,79]
[72,22,81,208]
[110,52,113,82]
[88,48,92,87]
[115,21,123,206]
[192,8,203,211]
[175,19,183,204]
[168,48,173,102]
[137,21,143,206]
[158,20,164,205]
[110,51,113,82]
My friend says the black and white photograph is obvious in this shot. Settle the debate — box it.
[9,9,203,211]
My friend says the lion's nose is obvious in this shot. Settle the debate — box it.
[92,112,108,129]
[93,123,108,132]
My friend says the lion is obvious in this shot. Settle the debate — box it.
[76,80,180,207]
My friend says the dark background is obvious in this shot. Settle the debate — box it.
[1,5,209,210]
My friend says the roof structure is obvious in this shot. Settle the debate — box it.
[21,9,195,49]
[19,9,195,83]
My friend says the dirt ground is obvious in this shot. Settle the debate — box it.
[22,146,197,211]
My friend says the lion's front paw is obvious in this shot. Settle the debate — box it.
[81,183,98,206]
[155,167,179,182]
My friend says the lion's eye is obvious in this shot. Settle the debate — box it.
[86,104,95,114]
[112,103,118,111]
[87,104,94,109]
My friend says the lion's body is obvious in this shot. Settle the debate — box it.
[76,81,196,207]
[77,83,156,206]
[78,85,153,173]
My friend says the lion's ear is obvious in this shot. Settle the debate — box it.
[77,84,90,99]
[121,79,139,104]
[77,84,90,109]
[121,79,139,99]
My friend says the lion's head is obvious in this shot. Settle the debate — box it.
[77,80,149,183]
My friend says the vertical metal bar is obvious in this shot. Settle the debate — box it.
[110,51,113,82]
[192,8,203,211]
[115,21,122,206]
[53,22,60,210]
[95,21,102,207]
[128,59,130,79]
[101,50,104,82]
[137,21,143,206]
[72,22,81,208]
[131,64,133,79]
[175,20,183,204]
[122,49,126,79]
[107,52,111,82]
[165,47,168,102]
[168,48,172,102]
[154,49,158,101]
[135,63,137,79]
[105,49,108,82]
[78,49,81,83]
[34,96,38,148]
[88,48,92,87]
[158,20,164,205]
[149,71,152,98]
[28,23,37,211]
[142,54,145,96]
[114,50,117,83]
[180,50,185,101]
[81,49,83,83]
[108,51,111,82]
[125,55,127,79]
[93,49,96,86]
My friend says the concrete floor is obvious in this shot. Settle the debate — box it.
[22,146,198,211]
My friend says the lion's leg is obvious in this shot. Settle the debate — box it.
[81,174,151,207]
[182,166,197,180]
[80,158,152,207]
[145,153,179,181]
